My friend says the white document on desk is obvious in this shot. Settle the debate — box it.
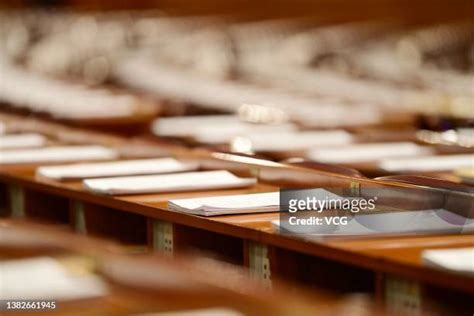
[0,133,48,149]
[233,130,353,152]
[37,158,199,181]
[307,142,432,164]
[83,170,256,195]
[168,192,279,216]
[0,145,118,164]
[0,257,108,300]
[379,154,474,172]
[422,247,474,276]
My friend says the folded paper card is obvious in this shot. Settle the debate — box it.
[0,133,48,149]
[422,247,474,276]
[0,145,118,164]
[37,158,199,181]
[83,170,256,195]
[307,142,432,164]
[379,154,474,172]
[168,192,279,216]
[0,257,108,300]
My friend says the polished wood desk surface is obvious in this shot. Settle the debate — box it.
[1,113,473,296]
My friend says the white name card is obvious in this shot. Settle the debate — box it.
[423,247,474,276]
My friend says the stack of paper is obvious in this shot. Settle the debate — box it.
[379,154,474,172]
[0,133,48,149]
[83,170,256,195]
[36,158,199,181]
[168,192,279,216]
[422,247,474,276]
[231,130,353,152]
[0,257,108,300]
[307,142,432,164]
[0,146,118,164]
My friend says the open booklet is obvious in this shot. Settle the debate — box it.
[83,170,257,195]
[37,158,199,181]
[0,133,48,149]
[274,209,474,236]
[0,256,108,301]
[0,145,118,164]
[168,192,279,216]
[422,247,474,276]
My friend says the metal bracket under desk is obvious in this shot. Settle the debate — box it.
[9,184,24,218]
[385,275,421,315]
[248,242,272,287]
[152,220,174,255]
[71,201,87,234]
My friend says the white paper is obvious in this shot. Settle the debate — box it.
[0,133,48,149]
[232,130,353,152]
[0,145,118,164]
[152,115,296,144]
[168,192,279,216]
[136,307,243,316]
[84,170,256,195]
[307,142,432,164]
[36,158,199,181]
[379,154,474,172]
[152,115,241,137]
[422,247,474,276]
[0,257,108,300]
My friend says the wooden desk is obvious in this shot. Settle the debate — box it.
[1,114,473,315]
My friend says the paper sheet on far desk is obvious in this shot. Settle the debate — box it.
[0,145,118,164]
[307,142,432,164]
[0,257,108,300]
[422,247,474,276]
[379,154,474,172]
[37,158,199,181]
[83,170,257,195]
[233,130,353,152]
[152,115,296,144]
[168,192,279,216]
[0,133,48,149]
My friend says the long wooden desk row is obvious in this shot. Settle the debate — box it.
[1,113,473,315]
[2,219,382,316]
